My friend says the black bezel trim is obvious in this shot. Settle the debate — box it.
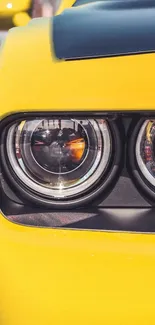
[4,206,155,233]
[65,51,155,62]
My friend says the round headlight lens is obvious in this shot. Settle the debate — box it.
[136,119,155,187]
[6,118,112,199]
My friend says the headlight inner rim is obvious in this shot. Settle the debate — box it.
[6,118,111,198]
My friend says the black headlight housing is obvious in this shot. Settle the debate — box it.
[0,113,122,209]
[2,112,155,232]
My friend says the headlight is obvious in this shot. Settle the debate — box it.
[136,120,155,187]
[128,118,155,201]
[1,116,121,208]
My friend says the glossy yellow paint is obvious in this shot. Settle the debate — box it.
[56,0,76,14]
[1,213,155,324]
[1,9,155,325]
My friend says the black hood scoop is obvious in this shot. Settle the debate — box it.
[53,0,155,60]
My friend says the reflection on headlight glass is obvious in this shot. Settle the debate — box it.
[7,118,111,198]
[136,120,155,186]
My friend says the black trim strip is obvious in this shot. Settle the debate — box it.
[5,208,155,234]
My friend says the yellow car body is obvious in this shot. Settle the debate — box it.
[0,1,155,324]
[0,0,32,26]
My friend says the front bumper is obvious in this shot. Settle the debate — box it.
[0,212,155,325]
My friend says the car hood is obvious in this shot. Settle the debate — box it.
[0,15,155,114]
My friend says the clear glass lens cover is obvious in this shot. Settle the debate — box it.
[6,118,112,198]
[136,120,155,186]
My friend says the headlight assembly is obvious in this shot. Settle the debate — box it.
[129,118,155,201]
[1,116,121,209]
[136,120,155,186]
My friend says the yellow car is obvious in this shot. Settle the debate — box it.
[1,0,155,324]
[0,0,32,26]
